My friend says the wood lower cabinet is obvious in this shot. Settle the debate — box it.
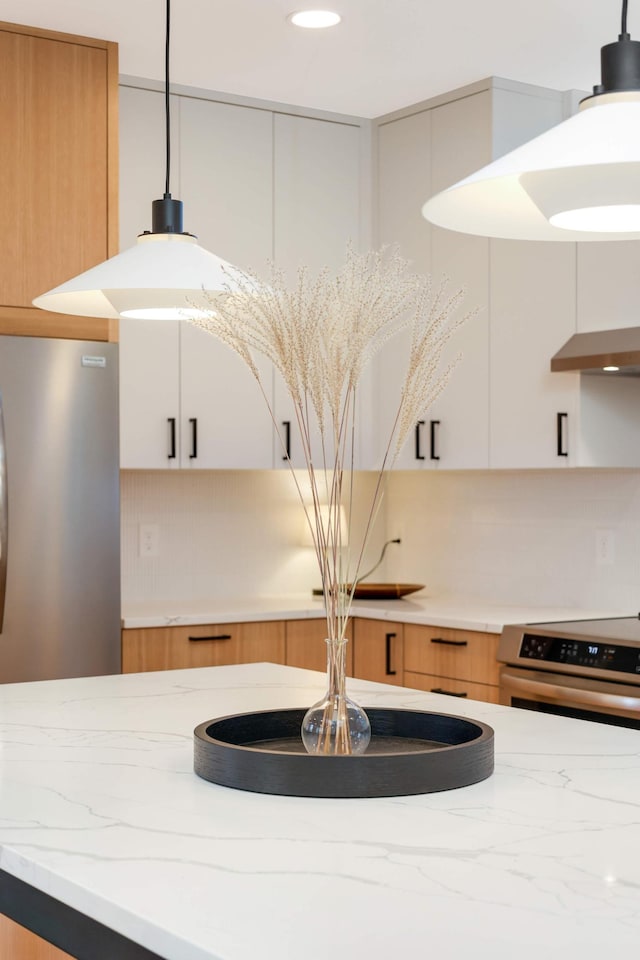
[0,916,72,960]
[352,619,404,686]
[404,671,501,704]
[285,619,353,674]
[121,621,285,673]
[403,623,500,702]
[120,616,500,705]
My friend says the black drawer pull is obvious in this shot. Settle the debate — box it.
[430,419,440,461]
[430,687,468,698]
[282,420,291,460]
[188,634,232,642]
[168,417,176,459]
[430,637,468,647]
[415,421,425,460]
[385,632,397,676]
[189,417,198,459]
[557,411,568,457]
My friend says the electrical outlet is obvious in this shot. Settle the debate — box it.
[595,528,614,566]
[139,523,160,557]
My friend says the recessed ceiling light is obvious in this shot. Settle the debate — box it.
[603,365,620,372]
[289,10,341,29]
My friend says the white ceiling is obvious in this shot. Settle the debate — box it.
[1,0,627,117]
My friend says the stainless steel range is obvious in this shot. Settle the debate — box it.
[498,617,640,729]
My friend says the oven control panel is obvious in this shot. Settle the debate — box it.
[520,633,640,675]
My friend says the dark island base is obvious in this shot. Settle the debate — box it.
[0,870,162,960]
[194,707,495,798]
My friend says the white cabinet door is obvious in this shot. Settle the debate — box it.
[577,240,640,333]
[179,97,273,273]
[180,323,273,469]
[119,85,181,250]
[489,240,578,468]
[375,95,491,470]
[119,91,275,470]
[427,94,491,469]
[272,113,362,469]
[119,318,181,469]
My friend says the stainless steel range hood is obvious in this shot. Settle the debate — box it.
[551,327,640,376]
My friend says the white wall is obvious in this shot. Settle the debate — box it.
[122,467,640,613]
[384,469,640,611]
[121,470,388,606]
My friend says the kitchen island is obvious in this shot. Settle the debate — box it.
[1,662,639,960]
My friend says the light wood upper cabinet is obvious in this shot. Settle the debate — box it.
[0,22,118,341]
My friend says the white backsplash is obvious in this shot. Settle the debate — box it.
[385,469,640,611]
[122,468,640,613]
[121,470,388,606]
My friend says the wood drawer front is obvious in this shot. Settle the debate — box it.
[404,671,501,704]
[404,625,500,686]
[122,621,285,673]
[352,618,404,686]
[285,619,353,675]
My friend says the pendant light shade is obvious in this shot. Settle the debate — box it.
[423,4,640,241]
[33,0,240,321]
[33,234,240,319]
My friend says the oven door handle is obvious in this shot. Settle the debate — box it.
[500,667,640,714]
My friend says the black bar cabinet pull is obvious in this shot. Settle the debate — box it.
[415,421,425,460]
[430,687,468,698]
[188,634,232,642]
[430,637,468,647]
[189,418,198,459]
[168,417,176,459]
[282,420,291,460]
[557,412,568,457]
[430,420,440,460]
[385,632,397,675]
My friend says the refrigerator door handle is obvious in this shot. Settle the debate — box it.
[0,394,7,633]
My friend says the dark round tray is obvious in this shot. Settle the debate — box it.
[193,707,494,798]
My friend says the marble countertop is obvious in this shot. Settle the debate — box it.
[121,594,630,633]
[1,662,639,960]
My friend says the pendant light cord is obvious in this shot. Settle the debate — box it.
[164,0,171,198]
[622,0,629,36]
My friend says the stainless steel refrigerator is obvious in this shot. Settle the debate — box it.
[0,336,120,682]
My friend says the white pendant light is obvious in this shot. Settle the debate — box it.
[33,0,241,320]
[422,0,640,241]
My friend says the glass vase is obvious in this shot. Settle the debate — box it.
[301,638,371,755]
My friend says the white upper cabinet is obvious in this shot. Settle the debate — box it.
[119,317,181,469]
[375,92,491,470]
[119,85,180,249]
[489,240,578,468]
[119,87,275,469]
[371,79,640,471]
[178,323,274,469]
[119,318,274,470]
[272,113,363,469]
[179,97,273,272]
[577,240,640,333]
